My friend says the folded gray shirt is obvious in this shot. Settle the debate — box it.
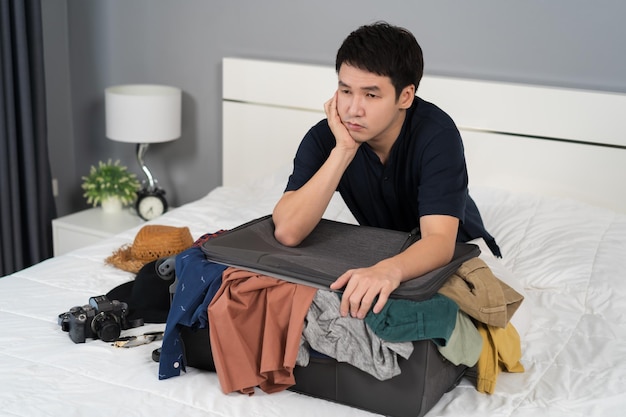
[297,290,413,381]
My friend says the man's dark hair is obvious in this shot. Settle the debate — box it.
[336,22,424,99]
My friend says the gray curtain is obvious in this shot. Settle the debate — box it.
[0,0,56,276]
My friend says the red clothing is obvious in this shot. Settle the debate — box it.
[208,267,317,395]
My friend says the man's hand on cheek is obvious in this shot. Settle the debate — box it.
[324,92,359,153]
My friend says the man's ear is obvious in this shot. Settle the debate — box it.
[399,84,416,109]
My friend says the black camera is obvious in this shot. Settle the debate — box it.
[58,295,143,343]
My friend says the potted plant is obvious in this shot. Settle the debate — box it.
[81,159,141,213]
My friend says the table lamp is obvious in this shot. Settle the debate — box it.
[105,84,182,220]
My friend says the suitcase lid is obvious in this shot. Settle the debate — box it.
[201,215,480,301]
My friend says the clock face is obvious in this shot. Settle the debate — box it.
[137,195,166,220]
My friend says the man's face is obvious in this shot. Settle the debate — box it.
[336,64,411,145]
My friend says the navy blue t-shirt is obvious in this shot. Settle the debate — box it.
[285,97,500,257]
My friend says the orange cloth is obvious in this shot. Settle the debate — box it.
[208,267,317,395]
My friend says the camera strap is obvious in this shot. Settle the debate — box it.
[112,331,164,348]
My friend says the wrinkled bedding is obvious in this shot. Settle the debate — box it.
[1,174,625,417]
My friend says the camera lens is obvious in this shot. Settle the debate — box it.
[91,312,121,342]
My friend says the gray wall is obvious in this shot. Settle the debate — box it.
[42,0,626,216]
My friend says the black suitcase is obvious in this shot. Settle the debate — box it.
[182,215,479,417]
[181,325,467,417]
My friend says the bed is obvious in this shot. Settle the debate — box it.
[1,57,625,417]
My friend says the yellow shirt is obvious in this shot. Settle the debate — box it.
[475,322,525,394]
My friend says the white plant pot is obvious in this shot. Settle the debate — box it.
[101,196,123,214]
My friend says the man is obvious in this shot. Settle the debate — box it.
[272,22,499,321]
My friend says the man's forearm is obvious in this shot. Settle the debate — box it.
[384,233,456,283]
[273,148,355,246]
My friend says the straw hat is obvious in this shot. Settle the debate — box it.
[106,225,194,273]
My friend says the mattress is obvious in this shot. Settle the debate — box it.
[1,170,625,417]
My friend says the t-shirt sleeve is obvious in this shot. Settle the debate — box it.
[416,127,468,222]
[285,120,333,192]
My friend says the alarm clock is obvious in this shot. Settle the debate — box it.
[136,188,168,220]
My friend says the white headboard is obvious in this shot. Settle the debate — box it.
[223,57,626,213]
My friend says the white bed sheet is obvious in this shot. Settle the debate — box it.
[1,173,625,417]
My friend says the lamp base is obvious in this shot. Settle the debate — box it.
[136,143,158,191]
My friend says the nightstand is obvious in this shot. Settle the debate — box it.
[52,207,145,256]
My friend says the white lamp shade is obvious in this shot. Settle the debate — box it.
[105,84,182,143]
